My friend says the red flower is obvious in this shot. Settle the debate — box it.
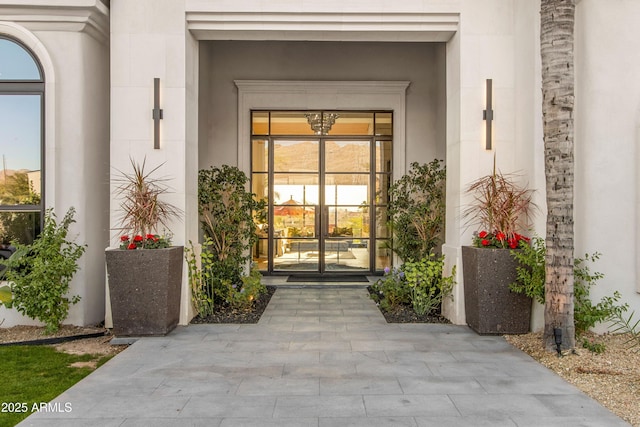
[127,243,137,250]
[478,231,488,238]
[508,238,518,249]
[133,235,143,242]
[496,232,506,241]
[481,239,490,246]
[120,235,129,242]
[146,234,155,240]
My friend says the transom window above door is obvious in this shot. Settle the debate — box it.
[251,110,393,276]
[251,111,392,137]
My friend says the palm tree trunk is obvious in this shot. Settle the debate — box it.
[541,0,576,351]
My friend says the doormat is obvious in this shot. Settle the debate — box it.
[287,275,369,283]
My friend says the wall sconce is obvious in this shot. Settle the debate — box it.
[152,77,163,149]
[483,79,493,150]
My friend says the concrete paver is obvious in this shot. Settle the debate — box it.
[20,287,630,426]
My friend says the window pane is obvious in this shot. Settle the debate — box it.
[271,111,316,135]
[376,140,392,173]
[327,112,373,136]
[252,173,268,202]
[253,238,268,271]
[375,240,392,271]
[273,173,319,205]
[273,140,318,172]
[0,95,42,206]
[375,174,391,205]
[328,206,369,238]
[276,210,316,239]
[252,139,268,172]
[325,174,369,205]
[251,111,269,135]
[0,210,40,245]
[325,140,370,172]
[375,207,391,238]
[375,112,392,136]
[0,38,41,81]
[273,238,319,272]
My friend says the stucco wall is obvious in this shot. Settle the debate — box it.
[575,0,640,326]
[199,41,447,170]
[0,2,110,327]
[36,30,111,326]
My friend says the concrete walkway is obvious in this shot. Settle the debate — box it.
[21,288,629,426]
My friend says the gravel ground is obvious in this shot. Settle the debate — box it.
[506,332,640,427]
[0,325,127,357]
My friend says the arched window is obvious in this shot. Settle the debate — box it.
[0,36,44,245]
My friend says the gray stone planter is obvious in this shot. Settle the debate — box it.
[106,246,183,337]
[462,246,532,335]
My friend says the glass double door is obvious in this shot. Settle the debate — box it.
[267,138,373,274]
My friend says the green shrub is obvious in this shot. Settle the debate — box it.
[581,337,606,354]
[386,160,446,262]
[403,255,456,316]
[509,239,628,337]
[185,238,216,317]
[371,256,455,317]
[573,253,627,335]
[370,267,411,311]
[510,236,546,304]
[0,208,85,333]
[197,165,266,288]
[228,266,266,310]
[186,239,266,316]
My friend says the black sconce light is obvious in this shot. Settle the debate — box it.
[152,77,163,149]
[553,327,563,357]
[483,79,493,150]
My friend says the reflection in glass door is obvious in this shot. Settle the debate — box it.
[251,111,393,275]
[322,140,370,272]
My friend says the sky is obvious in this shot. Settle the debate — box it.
[0,38,42,173]
[0,38,40,80]
[0,95,41,172]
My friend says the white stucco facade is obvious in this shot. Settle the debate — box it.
[0,1,110,327]
[1,0,639,332]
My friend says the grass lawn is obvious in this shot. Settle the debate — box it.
[0,345,112,426]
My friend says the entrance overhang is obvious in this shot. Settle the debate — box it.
[186,10,458,42]
[188,5,464,323]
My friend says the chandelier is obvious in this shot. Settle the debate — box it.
[304,112,339,135]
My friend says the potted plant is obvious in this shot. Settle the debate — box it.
[105,158,182,337]
[461,159,536,334]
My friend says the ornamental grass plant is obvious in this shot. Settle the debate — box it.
[463,157,536,248]
[112,158,181,249]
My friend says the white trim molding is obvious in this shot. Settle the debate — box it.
[0,1,109,43]
[187,10,458,42]
[234,80,410,180]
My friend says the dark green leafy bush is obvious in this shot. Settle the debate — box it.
[510,239,628,338]
[188,165,267,317]
[0,208,85,333]
[386,160,446,261]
